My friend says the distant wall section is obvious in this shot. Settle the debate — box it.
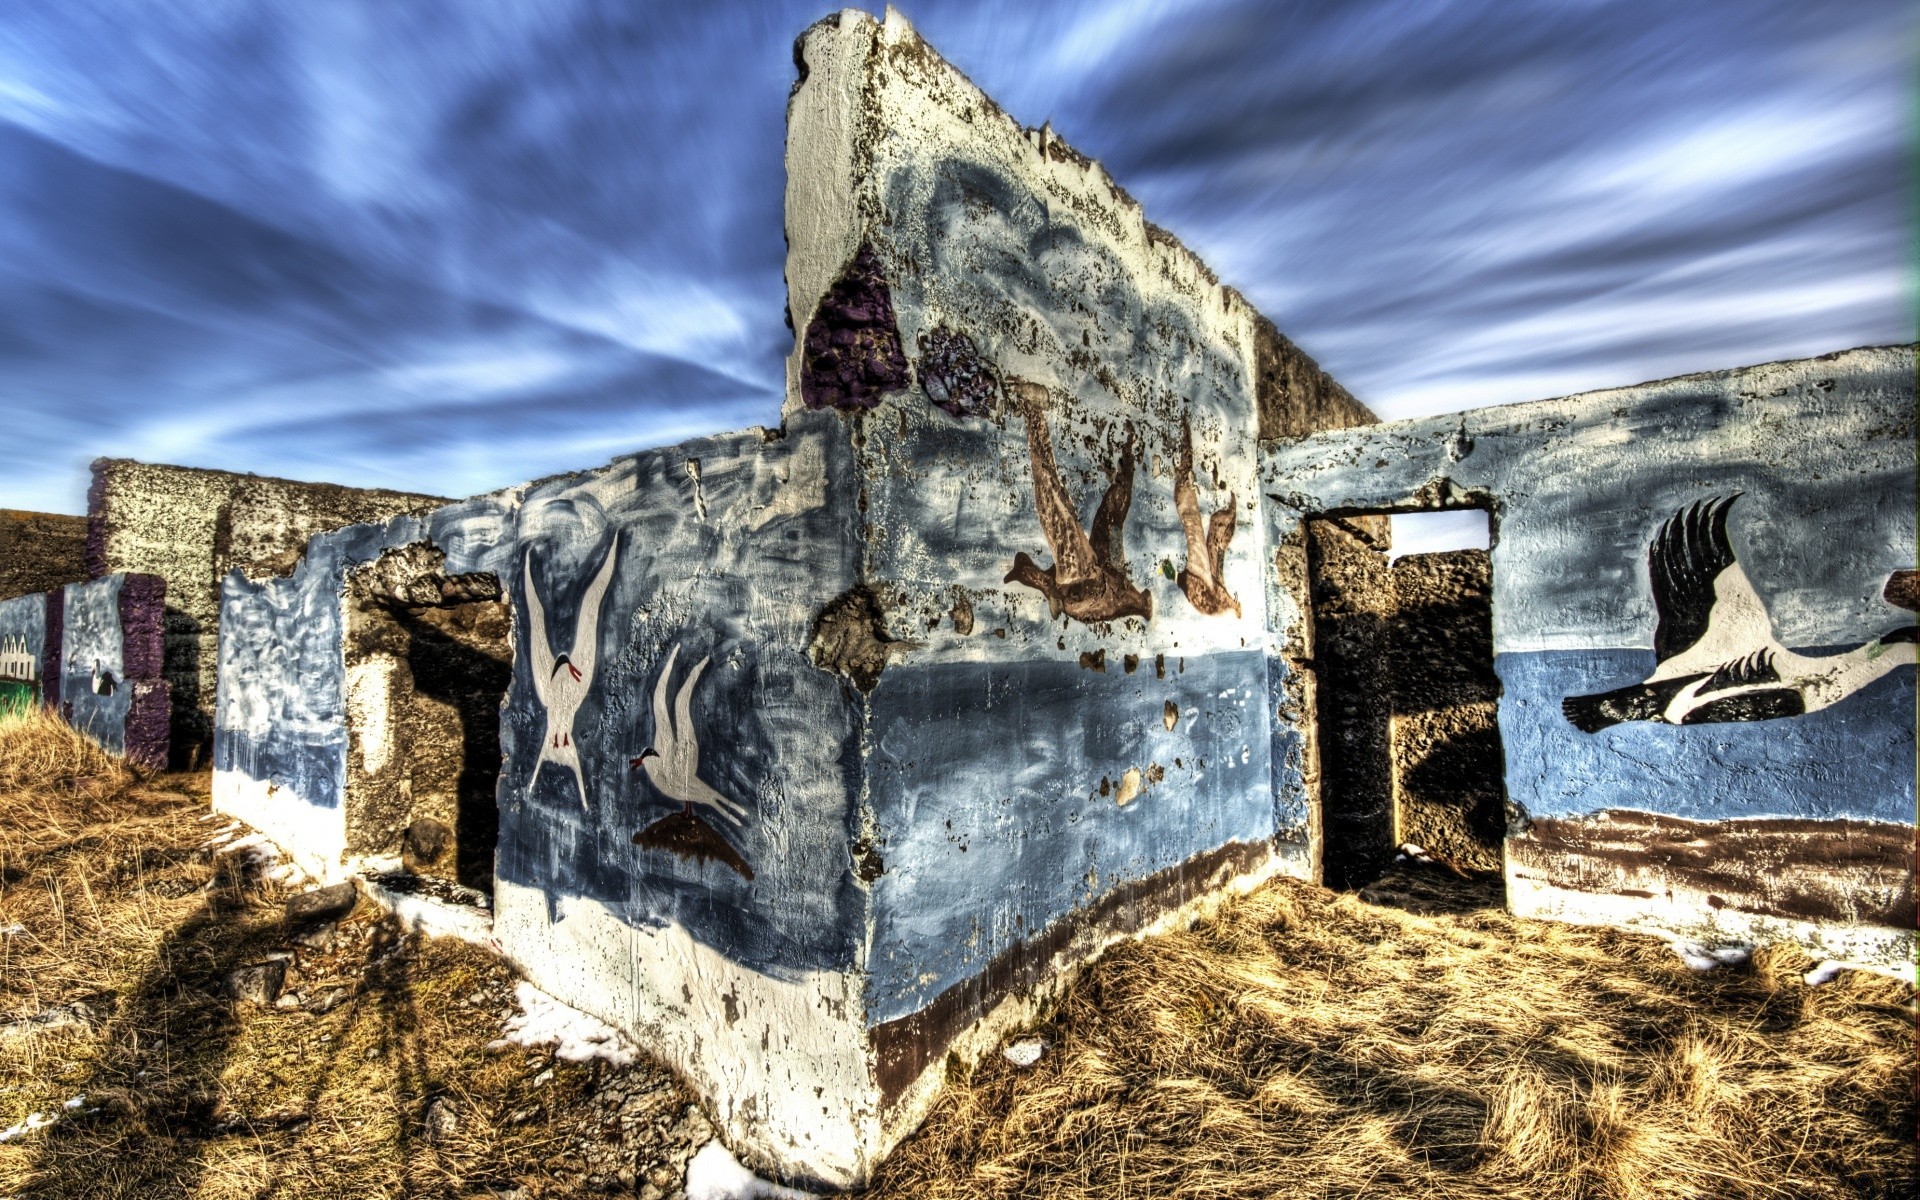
[89,459,445,765]
[0,509,87,600]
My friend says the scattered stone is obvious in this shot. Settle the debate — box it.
[227,961,288,1006]
[1003,1036,1049,1067]
[285,882,358,926]
[291,922,337,951]
[0,1001,95,1043]
[305,986,354,1014]
[424,1097,459,1145]
[405,818,453,864]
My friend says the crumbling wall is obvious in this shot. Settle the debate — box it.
[343,543,508,889]
[214,415,875,1183]
[1305,516,1397,889]
[0,509,87,600]
[1389,550,1504,875]
[0,574,168,766]
[1261,345,1918,974]
[784,9,1373,1151]
[88,458,445,764]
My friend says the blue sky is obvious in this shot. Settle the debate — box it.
[0,1,1909,514]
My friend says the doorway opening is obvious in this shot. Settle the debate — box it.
[344,547,510,894]
[1304,508,1506,901]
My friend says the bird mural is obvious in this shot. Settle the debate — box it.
[629,643,748,827]
[1173,414,1241,618]
[1562,495,1917,731]
[629,642,754,880]
[1002,379,1153,625]
[523,536,620,808]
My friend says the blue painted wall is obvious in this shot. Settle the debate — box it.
[1260,345,1916,848]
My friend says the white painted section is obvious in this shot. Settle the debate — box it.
[211,767,349,883]
[492,879,878,1191]
[1507,871,1916,983]
[344,658,395,775]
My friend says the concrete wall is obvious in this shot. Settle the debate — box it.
[0,509,87,600]
[88,458,445,764]
[0,574,168,766]
[215,415,876,1180]
[1261,345,1917,973]
[213,10,1372,1187]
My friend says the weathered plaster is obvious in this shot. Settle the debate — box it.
[1261,345,1918,974]
[89,458,445,764]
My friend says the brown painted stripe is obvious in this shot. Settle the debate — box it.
[1510,810,1915,928]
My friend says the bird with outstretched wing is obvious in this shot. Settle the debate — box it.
[524,536,620,807]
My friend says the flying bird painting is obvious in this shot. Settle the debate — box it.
[1562,495,1917,731]
[630,642,753,880]
[1002,380,1153,626]
[1173,414,1241,618]
[523,537,620,808]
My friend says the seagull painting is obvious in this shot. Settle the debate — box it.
[629,643,748,827]
[524,536,620,808]
[1562,495,1917,731]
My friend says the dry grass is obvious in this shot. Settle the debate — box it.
[869,869,1916,1200]
[1,711,1912,1198]
[0,711,704,1199]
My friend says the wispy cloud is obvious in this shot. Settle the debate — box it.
[0,0,1906,511]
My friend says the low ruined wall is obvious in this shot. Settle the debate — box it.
[0,574,168,766]
[88,458,445,764]
[1261,345,1917,973]
[0,509,87,600]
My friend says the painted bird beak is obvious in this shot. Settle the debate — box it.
[628,749,659,769]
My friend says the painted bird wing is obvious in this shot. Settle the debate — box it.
[1012,381,1098,585]
[566,537,620,684]
[673,655,712,777]
[652,642,681,757]
[1647,495,1782,680]
[523,554,554,707]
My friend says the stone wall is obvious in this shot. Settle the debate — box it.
[1262,344,1917,974]
[0,573,169,766]
[88,458,445,764]
[0,509,87,600]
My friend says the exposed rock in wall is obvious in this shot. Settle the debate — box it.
[1252,315,1375,442]
[1306,516,1398,890]
[800,243,911,412]
[0,510,87,601]
[88,458,446,766]
[344,543,509,890]
[1389,550,1505,875]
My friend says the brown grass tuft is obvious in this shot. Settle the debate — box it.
[867,871,1916,1200]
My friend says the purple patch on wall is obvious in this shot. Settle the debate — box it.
[85,462,110,580]
[118,573,167,681]
[42,587,63,712]
[124,679,171,770]
[800,244,910,413]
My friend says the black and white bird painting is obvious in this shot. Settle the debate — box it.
[524,537,620,807]
[1563,495,1917,731]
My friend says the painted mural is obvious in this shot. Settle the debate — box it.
[523,535,620,809]
[1174,414,1241,619]
[1259,344,1917,966]
[218,414,866,975]
[0,631,38,717]
[1563,495,1917,730]
[1002,380,1153,625]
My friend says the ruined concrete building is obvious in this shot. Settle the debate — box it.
[0,9,1911,1191]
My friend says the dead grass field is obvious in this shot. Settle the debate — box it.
[0,711,703,1199]
[869,868,1916,1200]
[0,711,1912,1199]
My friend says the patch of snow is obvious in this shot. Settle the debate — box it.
[361,876,495,947]
[1668,940,1752,971]
[0,1096,89,1144]
[684,1139,818,1200]
[1802,959,1887,986]
[0,924,25,936]
[1002,1036,1049,1067]
[498,981,639,1068]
